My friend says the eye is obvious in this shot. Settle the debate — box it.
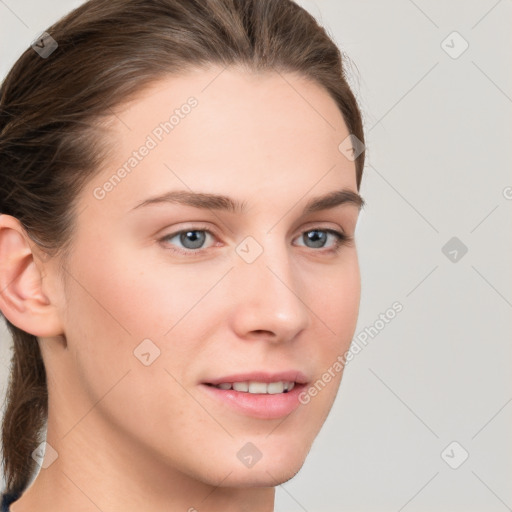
[159,226,351,256]
[160,228,216,254]
[294,228,350,252]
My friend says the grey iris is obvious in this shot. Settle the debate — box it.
[305,230,327,248]
[180,230,206,249]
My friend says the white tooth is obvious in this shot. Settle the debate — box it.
[233,381,249,392]
[267,381,284,394]
[283,381,295,392]
[230,380,296,394]
[249,381,268,394]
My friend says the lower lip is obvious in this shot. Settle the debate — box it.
[200,383,307,420]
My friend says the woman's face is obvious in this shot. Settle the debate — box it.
[46,66,363,487]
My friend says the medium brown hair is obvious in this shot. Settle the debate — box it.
[0,0,365,496]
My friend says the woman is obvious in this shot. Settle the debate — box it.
[0,0,366,510]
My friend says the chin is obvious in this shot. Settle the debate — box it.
[219,460,307,488]
[212,442,311,488]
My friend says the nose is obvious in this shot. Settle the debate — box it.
[228,237,311,343]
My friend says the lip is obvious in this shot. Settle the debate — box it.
[203,370,309,386]
[201,382,307,420]
[200,370,309,420]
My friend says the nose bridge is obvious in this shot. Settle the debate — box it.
[237,230,293,289]
[230,231,311,338]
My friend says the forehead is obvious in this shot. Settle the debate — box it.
[82,66,357,216]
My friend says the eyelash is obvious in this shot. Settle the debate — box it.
[158,226,352,256]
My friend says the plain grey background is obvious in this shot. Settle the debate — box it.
[1,1,511,511]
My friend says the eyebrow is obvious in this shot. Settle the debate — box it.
[130,188,364,215]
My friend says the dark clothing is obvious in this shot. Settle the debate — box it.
[1,490,22,512]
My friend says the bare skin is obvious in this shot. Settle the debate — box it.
[0,65,362,512]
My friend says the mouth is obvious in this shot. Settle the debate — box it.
[204,380,298,394]
[200,371,309,419]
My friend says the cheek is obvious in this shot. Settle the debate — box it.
[310,255,361,345]
[65,239,213,340]
[58,242,217,449]
[61,239,226,393]
[301,258,360,403]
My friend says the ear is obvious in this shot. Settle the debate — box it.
[0,214,64,338]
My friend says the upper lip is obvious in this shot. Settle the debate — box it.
[203,370,309,386]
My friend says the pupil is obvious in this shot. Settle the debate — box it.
[181,230,205,249]
[306,230,326,248]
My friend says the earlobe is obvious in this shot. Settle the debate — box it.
[0,214,63,338]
